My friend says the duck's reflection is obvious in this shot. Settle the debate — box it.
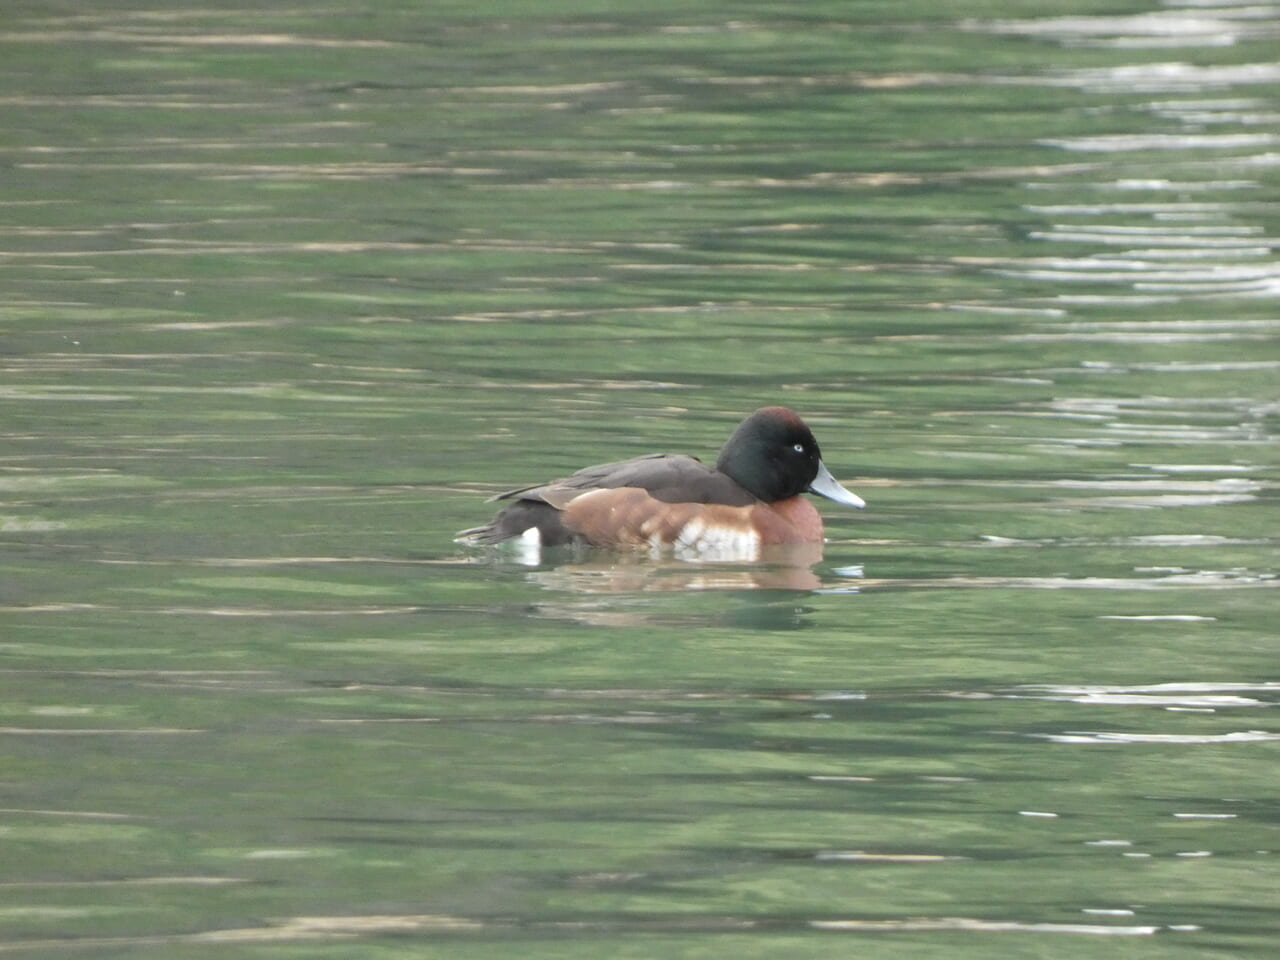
[524,542,829,594]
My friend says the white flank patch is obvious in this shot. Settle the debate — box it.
[671,518,762,562]
[512,526,542,566]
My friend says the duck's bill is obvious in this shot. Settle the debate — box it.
[809,460,866,508]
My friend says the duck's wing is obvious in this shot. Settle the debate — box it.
[491,453,754,509]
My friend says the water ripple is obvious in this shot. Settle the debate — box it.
[1012,682,1279,709]
[1037,730,1278,744]
[1043,132,1277,152]
[967,11,1279,49]
[999,62,1280,93]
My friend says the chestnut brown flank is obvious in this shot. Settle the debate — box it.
[562,488,824,548]
[750,496,824,542]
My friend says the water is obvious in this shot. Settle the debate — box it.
[1,0,1277,956]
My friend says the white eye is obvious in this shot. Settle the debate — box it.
[793,443,805,454]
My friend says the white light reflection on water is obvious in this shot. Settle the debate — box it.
[969,6,1280,307]
[858,570,1275,590]
[1042,132,1277,152]
[1010,682,1279,709]
[1036,730,1279,744]
[966,9,1280,50]
[1098,614,1215,621]
[812,917,1159,935]
[995,62,1280,93]
[990,217,1280,298]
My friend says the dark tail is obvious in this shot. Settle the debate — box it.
[453,523,502,545]
[455,500,573,547]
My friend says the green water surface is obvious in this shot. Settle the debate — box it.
[1,1,1277,957]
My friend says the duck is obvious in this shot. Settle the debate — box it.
[455,406,864,557]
